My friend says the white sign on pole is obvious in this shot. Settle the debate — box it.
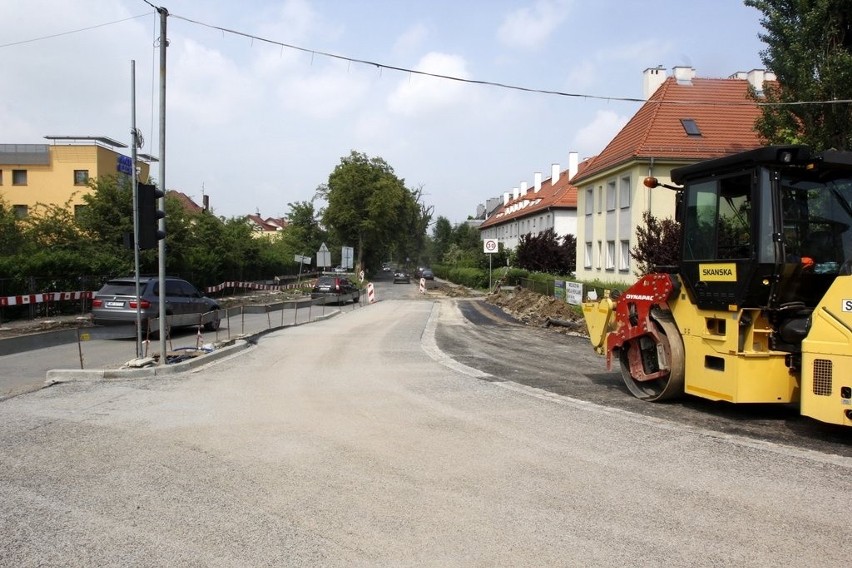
[341,246,354,269]
[483,239,498,254]
[317,243,331,268]
[565,281,584,305]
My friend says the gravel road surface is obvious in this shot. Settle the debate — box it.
[1,296,849,567]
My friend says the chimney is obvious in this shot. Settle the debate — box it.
[520,181,528,194]
[534,172,542,192]
[673,65,695,85]
[503,192,510,206]
[551,163,560,185]
[568,151,579,181]
[643,65,667,99]
[746,68,775,96]
[203,194,210,211]
[513,187,519,200]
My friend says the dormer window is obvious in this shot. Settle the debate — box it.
[681,118,702,136]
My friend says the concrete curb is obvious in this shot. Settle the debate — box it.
[42,310,343,385]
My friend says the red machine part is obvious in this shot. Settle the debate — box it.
[605,273,676,374]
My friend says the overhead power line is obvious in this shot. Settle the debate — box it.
[167,12,852,108]
[6,4,851,108]
[0,13,151,49]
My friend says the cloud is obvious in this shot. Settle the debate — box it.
[572,110,629,158]
[387,52,471,116]
[393,23,429,56]
[169,39,260,126]
[275,62,370,119]
[497,0,571,50]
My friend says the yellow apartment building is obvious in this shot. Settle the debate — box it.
[0,135,154,218]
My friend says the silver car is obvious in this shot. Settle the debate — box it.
[91,276,221,332]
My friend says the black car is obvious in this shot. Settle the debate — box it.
[91,276,220,332]
[393,271,411,284]
[420,268,434,280]
[310,275,360,304]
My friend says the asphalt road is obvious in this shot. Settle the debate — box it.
[0,300,360,400]
[1,277,849,566]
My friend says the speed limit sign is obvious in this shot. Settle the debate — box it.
[483,239,498,254]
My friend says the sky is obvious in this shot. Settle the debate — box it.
[1,0,768,225]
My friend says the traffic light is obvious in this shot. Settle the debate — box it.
[137,182,166,250]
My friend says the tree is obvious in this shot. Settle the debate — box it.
[746,0,852,150]
[431,216,453,263]
[515,228,575,274]
[317,151,426,271]
[631,211,681,276]
[273,201,327,272]
[0,197,25,257]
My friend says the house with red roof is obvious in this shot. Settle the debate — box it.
[479,153,586,250]
[571,66,773,284]
[246,213,288,239]
[167,190,205,215]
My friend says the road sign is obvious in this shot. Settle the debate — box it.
[317,243,331,268]
[342,246,354,269]
[483,239,498,254]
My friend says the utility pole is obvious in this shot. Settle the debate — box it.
[157,7,168,363]
[130,60,143,358]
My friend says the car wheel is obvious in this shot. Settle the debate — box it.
[204,308,221,331]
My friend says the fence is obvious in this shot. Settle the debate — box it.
[0,289,368,371]
[517,277,556,297]
[0,276,102,324]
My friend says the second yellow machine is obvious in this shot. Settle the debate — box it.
[584,146,852,427]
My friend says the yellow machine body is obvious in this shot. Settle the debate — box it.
[582,146,852,428]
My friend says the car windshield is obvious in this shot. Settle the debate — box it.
[98,282,138,296]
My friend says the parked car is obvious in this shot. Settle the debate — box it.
[421,268,434,280]
[91,276,220,332]
[393,271,411,284]
[311,275,360,304]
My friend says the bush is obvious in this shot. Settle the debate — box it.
[579,278,631,301]
[447,267,488,288]
[500,268,529,286]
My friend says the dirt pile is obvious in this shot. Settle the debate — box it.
[485,287,587,335]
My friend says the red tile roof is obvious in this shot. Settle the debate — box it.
[246,214,288,232]
[572,76,764,183]
[479,159,590,230]
[167,190,204,214]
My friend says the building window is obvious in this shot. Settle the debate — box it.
[584,242,593,268]
[619,240,630,271]
[74,170,89,186]
[681,118,702,136]
[597,241,603,269]
[620,176,631,208]
[606,241,615,270]
[74,204,88,218]
[606,180,616,211]
[585,188,594,215]
[12,169,27,185]
[597,186,603,214]
[13,205,28,218]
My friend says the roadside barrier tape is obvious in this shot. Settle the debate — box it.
[0,291,93,307]
[204,280,315,294]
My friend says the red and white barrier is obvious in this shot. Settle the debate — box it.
[0,291,92,307]
[366,282,376,303]
[204,280,310,294]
